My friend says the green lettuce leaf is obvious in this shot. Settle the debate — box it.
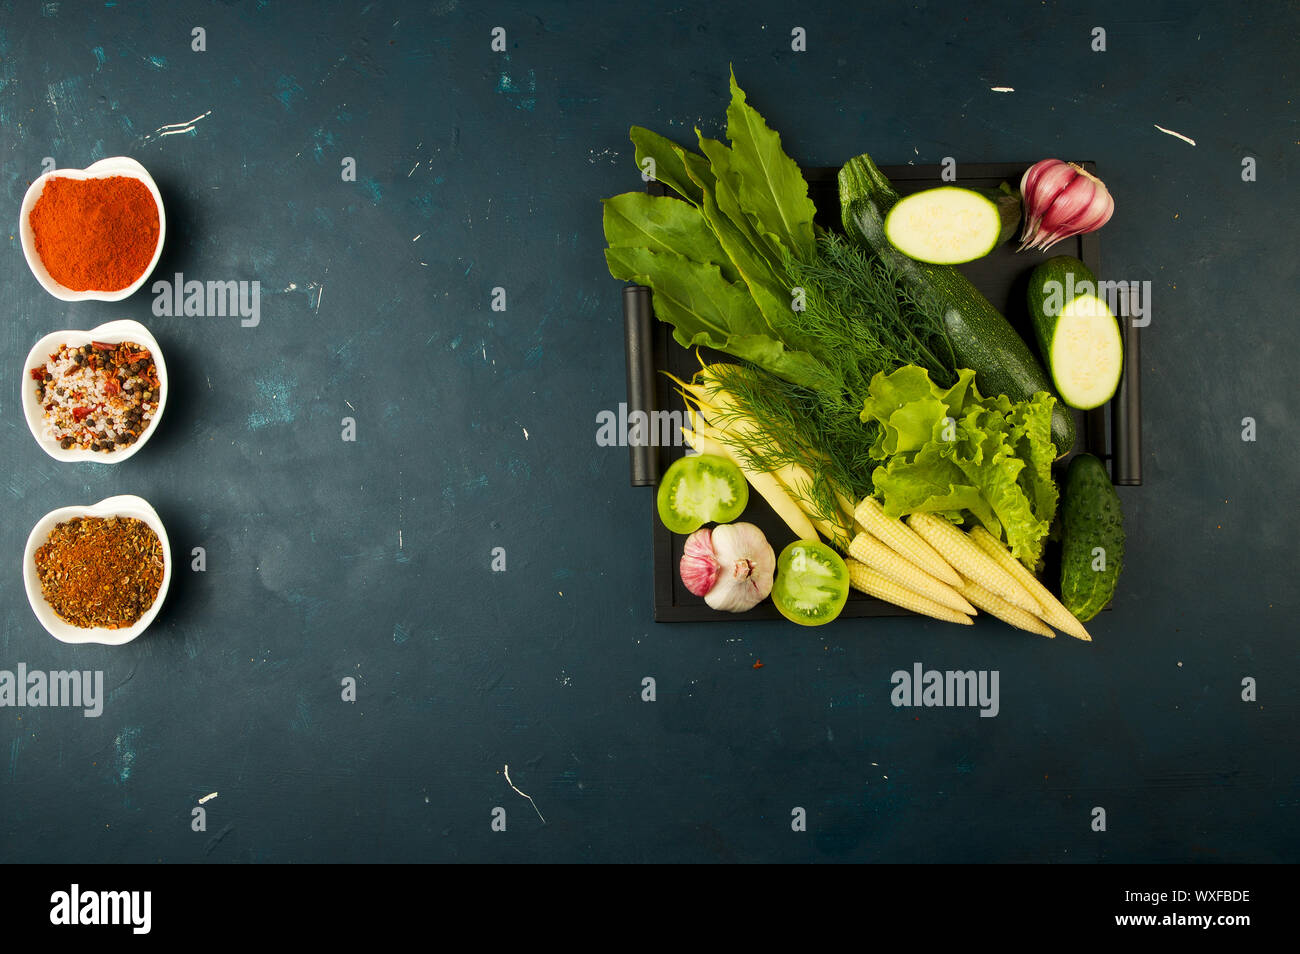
[860,366,1059,569]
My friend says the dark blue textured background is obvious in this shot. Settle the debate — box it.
[1,0,1296,863]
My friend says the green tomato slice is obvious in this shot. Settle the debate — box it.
[772,540,850,627]
[656,453,749,535]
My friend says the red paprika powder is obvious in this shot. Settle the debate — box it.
[29,175,160,292]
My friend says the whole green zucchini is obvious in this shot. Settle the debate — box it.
[839,153,1076,457]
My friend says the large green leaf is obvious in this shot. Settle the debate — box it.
[698,185,797,340]
[604,75,843,395]
[604,245,767,338]
[602,192,739,283]
[724,69,817,263]
[629,126,704,207]
[674,133,812,348]
[656,293,833,389]
[696,134,787,275]
[679,148,717,196]
[603,245,831,391]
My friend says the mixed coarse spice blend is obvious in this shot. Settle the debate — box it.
[29,175,160,292]
[31,340,160,452]
[34,516,165,629]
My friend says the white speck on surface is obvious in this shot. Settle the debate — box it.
[316,53,349,88]
[1153,124,1196,146]
[407,161,419,177]
[283,282,297,292]
[522,426,529,440]
[316,285,324,312]
[198,791,218,804]
[990,86,1015,93]
[151,109,213,139]
[503,764,546,824]
[412,233,421,242]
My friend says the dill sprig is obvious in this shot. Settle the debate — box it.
[695,234,959,525]
[784,232,957,391]
[701,365,859,542]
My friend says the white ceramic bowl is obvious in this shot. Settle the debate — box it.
[19,156,166,302]
[22,319,168,464]
[23,494,172,645]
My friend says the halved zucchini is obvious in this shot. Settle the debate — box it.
[1028,256,1123,410]
[883,185,1018,264]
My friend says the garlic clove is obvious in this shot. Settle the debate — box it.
[1021,159,1075,213]
[680,527,720,597]
[1017,159,1076,248]
[1054,176,1113,231]
[702,522,775,613]
[1031,182,1114,251]
[1018,159,1115,252]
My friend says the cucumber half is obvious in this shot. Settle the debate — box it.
[884,186,1018,265]
[1028,256,1123,410]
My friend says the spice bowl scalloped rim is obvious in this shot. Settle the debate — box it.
[18,156,167,303]
[23,494,172,646]
[21,319,169,465]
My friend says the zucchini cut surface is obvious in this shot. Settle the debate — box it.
[884,186,1001,264]
[1047,294,1123,409]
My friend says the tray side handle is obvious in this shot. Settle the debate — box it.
[1111,308,1142,485]
[623,284,659,487]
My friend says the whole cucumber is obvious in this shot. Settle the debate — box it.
[1060,453,1125,621]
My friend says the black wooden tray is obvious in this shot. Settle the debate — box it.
[621,163,1141,623]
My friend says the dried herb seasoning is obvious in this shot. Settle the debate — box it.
[34,516,164,629]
